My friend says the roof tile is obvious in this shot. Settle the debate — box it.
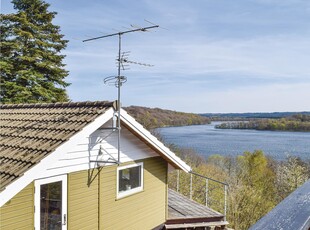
[0,101,113,191]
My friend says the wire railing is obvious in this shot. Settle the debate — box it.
[169,170,229,221]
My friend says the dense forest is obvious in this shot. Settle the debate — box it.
[216,114,310,132]
[125,106,210,129]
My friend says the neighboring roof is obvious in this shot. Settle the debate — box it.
[166,189,228,229]
[0,101,113,191]
[250,179,310,230]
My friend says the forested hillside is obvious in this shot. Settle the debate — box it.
[201,111,310,119]
[216,114,310,132]
[125,106,210,129]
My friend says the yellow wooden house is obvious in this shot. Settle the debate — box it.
[0,101,227,230]
[0,101,192,230]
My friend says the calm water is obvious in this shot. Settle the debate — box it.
[157,122,310,161]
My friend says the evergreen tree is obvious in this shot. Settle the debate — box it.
[0,0,70,103]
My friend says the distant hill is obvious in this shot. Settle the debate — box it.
[215,114,310,132]
[200,111,310,119]
[125,106,210,129]
[124,106,310,130]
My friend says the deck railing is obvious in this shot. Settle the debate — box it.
[169,170,229,221]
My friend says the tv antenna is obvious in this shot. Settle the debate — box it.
[116,51,154,71]
[83,22,159,164]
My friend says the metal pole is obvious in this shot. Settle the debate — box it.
[82,25,159,42]
[205,179,208,206]
[224,185,227,221]
[190,173,193,200]
[118,34,121,77]
[176,170,180,192]
[117,33,121,164]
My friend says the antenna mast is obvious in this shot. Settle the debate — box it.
[83,24,159,164]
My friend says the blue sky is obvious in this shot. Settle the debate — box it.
[2,0,310,113]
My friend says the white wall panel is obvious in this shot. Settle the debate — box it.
[45,119,158,176]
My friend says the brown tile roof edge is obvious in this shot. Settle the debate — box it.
[0,100,115,192]
[0,100,114,109]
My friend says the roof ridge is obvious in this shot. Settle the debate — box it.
[0,100,114,109]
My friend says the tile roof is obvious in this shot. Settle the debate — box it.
[0,101,113,191]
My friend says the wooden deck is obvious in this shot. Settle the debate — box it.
[166,189,228,229]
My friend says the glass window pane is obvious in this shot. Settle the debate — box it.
[119,165,141,192]
[40,181,62,230]
[130,166,141,189]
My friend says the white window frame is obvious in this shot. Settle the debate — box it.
[35,175,67,230]
[117,162,144,199]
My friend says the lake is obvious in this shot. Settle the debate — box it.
[157,122,310,161]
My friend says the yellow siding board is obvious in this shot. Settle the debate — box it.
[69,203,98,212]
[69,192,98,201]
[68,170,99,230]
[69,207,98,217]
[1,214,33,227]
[106,200,165,219]
[100,157,167,230]
[0,199,33,215]
[67,214,98,228]
[117,208,165,228]
[101,193,165,211]
[0,183,34,230]
[1,204,34,221]
[69,204,98,216]
[1,218,33,230]
[104,210,165,230]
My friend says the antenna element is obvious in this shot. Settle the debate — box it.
[83,23,159,165]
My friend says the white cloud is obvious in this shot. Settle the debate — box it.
[2,0,309,112]
[147,82,310,113]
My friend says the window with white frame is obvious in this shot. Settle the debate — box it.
[117,162,143,198]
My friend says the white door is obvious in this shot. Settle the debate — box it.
[35,175,67,230]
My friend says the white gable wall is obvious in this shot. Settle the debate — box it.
[43,119,158,177]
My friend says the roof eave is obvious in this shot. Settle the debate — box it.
[120,108,192,173]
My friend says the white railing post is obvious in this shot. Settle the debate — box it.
[177,170,180,192]
[190,173,193,200]
[205,178,208,206]
[224,184,227,221]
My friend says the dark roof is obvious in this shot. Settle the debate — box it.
[250,179,310,230]
[167,188,224,221]
[0,101,113,191]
